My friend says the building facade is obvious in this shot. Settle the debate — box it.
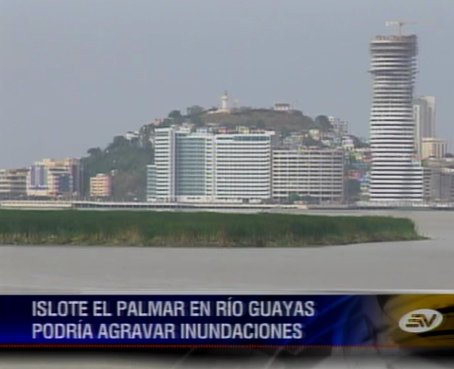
[214,131,273,201]
[368,33,423,202]
[148,127,273,202]
[89,173,112,198]
[26,158,82,198]
[153,128,176,200]
[175,130,214,202]
[414,96,436,157]
[272,147,345,203]
[146,165,157,201]
[423,158,454,202]
[421,138,447,160]
[0,168,28,199]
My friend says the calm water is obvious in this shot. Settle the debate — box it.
[1,210,453,292]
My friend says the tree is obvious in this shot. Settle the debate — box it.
[168,110,184,124]
[87,147,103,157]
[315,115,333,131]
[186,105,204,116]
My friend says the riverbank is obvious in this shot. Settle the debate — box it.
[0,210,422,247]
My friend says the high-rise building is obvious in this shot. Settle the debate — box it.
[154,128,176,200]
[368,31,423,202]
[272,147,345,203]
[214,131,273,201]
[414,96,436,158]
[148,127,273,202]
[175,130,214,201]
[152,127,214,202]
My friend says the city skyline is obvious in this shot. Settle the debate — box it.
[0,0,453,168]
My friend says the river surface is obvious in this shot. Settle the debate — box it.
[0,209,453,368]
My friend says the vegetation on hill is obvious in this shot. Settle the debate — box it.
[81,125,153,201]
[0,210,422,247]
[184,106,333,133]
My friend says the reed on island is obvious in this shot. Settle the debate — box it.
[0,210,422,247]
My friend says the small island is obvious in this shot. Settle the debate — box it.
[0,210,422,247]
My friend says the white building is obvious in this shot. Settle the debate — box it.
[153,128,176,201]
[272,148,345,203]
[214,131,273,201]
[368,32,423,203]
[148,127,273,202]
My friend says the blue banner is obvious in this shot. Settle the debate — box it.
[0,294,452,348]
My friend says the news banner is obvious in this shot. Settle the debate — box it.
[0,294,453,349]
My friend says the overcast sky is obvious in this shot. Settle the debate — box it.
[0,0,453,168]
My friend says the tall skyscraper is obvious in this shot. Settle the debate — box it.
[368,30,423,202]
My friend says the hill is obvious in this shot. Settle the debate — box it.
[80,125,153,201]
[81,107,334,200]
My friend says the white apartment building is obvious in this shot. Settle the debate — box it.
[148,127,273,202]
[214,131,273,201]
[272,148,345,203]
[154,128,176,201]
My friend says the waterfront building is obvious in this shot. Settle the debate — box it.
[214,131,273,201]
[146,165,157,201]
[26,158,82,198]
[423,167,454,202]
[0,168,28,199]
[368,31,423,202]
[148,127,273,202]
[152,127,214,202]
[272,147,345,203]
[89,173,112,198]
[154,128,176,201]
[423,157,454,202]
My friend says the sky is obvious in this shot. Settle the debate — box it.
[0,0,453,168]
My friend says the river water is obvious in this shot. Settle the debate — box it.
[0,209,453,368]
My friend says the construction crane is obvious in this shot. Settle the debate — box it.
[385,20,418,35]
